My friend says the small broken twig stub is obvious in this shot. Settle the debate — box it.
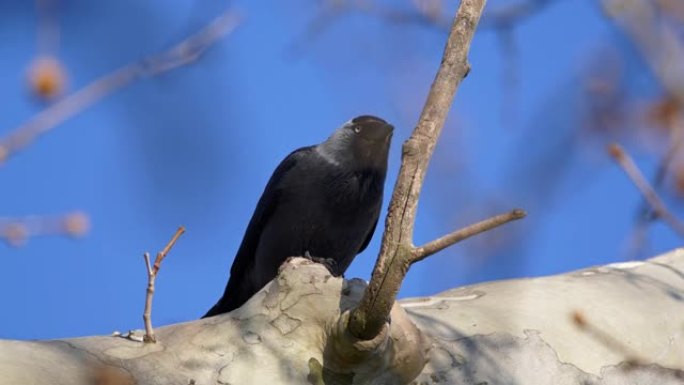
[142,226,185,343]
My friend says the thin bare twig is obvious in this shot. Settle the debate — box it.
[142,226,185,343]
[635,126,684,224]
[346,0,524,341]
[153,227,185,274]
[627,129,684,259]
[142,252,155,342]
[608,143,684,237]
[0,10,241,165]
[412,209,526,263]
[625,123,684,258]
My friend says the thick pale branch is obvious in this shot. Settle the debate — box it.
[0,10,240,165]
[349,0,488,341]
[608,143,684,237]
[411,209,526,263]
[1,252,682,384]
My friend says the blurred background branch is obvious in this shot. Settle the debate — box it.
[609,143,684,236]
[0,212,89,247]
[0,9,241,166]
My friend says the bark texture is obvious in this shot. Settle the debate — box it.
[2,250,682,385]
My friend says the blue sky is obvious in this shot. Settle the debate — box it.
[1,0,680,339]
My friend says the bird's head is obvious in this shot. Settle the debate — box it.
[318,115,394,170]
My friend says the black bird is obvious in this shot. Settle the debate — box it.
[204,115,393,317]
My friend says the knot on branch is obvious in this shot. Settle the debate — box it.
[401,138,422,158]
[327,310,390,365]
[325,306,431,384]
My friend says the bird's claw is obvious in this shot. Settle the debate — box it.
[304,251,340,276]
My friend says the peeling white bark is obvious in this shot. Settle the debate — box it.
[407,251,684,384]
[1,251,683,385]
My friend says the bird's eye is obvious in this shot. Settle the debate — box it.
[353,126,362,134]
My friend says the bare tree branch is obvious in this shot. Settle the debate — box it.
[142,226,185,343]
[345,0,522,341]
[0,10,241,165]
[412,209,526,263]
[608,143,684,237]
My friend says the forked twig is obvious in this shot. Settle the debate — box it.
[142,226,185,343]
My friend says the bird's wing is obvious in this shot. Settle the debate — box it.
[357,217,378,254]
[229,146,313,277]
[203,146,313,317]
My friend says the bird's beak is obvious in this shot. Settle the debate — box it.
[380,124,393,146]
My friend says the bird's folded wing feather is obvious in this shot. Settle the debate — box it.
[228,146,314,281]
[358,217,378,254]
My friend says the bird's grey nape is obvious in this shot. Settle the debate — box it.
[315,120,355,167]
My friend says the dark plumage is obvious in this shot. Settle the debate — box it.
[203,115,393,317]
